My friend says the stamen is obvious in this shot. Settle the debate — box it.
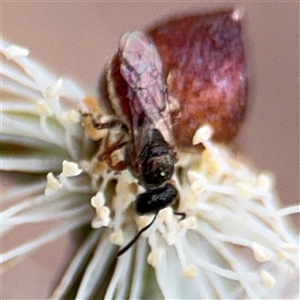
[136,215,154,230]
[147,248,164,267]
[35,101,53,117]
[276,205,300,217]
[46,172,62,190]
[280,242,298,254]
[158,207,173,223]
[190,176,207,193]
[62,109,81,124]
[235,182,254,199]
[231,7,245,21]
[44,78,63,99]
[200,148,225,175]
[62,160,83,177]
[5,45,29,60]
[278,250,289,261]
[260,270,276,289]
[164,230,179,245]
[182,266,198,278]
[192,124,213,145]
[257,173,273,191]
[98,206,111,226]
[91,191,105,208]
[109,230,124,245]
[252,243,272,262]
[91,215,103,229]
[179,217,196,229]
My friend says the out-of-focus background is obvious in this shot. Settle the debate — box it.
[2,2,299,299]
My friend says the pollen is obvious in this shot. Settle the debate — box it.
[91,191,105,208]
[192,124,214,145]
[147,248,164,267]
[235,182,254,200]
[280,242,298,254]
[180,216,196,229]
[136,215,154,231]
[190,176,207,193]
[82,115,108,141]
[158,207,174,223]
[109,230,124,245]
[260,270,276,289]
[257,173,273,191]
[62,160,83,177]
[278,250,289,261]
[200,149,224,176]
[164,230,179,245]
[44,78,63,99]
[46,172,62,190]
[5,44,29,59]
[62,109,81,124]
[252,243,273,262]
[98,206,111,226]
[91,216,103,229]
[84,96,104,114]
[182,266,198,278]
[92,161,107,175]
[187,170,200,182]
[231,8,245,21]
[35,101,53,117]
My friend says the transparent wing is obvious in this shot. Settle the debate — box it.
[118,31,174,145]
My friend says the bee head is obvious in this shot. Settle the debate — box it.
[141,145,175,186]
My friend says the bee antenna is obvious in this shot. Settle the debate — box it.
[117,212,158,257]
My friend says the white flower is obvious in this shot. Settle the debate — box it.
[1,39,299,299]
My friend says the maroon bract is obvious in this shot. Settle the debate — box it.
[108,10,247,150]
[147,10,247,148]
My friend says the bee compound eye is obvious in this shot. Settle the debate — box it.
[135,183,178,215]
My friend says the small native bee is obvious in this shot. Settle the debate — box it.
[86,10,247,256]
[109,31,182,256]
[84,31,182,256]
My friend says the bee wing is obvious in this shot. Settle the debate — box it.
[119,31,174,145]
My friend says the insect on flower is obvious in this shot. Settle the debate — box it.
[84,9,247,256]
[88,31,183,256]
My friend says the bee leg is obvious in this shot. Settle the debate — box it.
[81,112,125,130]
[98,134,128,171]
[174,212,186,220]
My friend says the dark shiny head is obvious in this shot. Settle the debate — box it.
[142,149,175,186]
[139,128,175,186]
[135,183,178,215]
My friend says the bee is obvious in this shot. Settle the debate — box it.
[117,31,179,208]
[83,31,182,256]
[85,9,247,256]
[108,31,182,256]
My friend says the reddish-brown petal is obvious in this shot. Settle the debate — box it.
[107,9,248,151]
[147,9,247,148]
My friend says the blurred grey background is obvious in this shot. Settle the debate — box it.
[2,2,299,299]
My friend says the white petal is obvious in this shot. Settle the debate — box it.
[76,230,116,299]
[50,229,103,299]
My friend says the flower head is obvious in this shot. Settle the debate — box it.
[1,37,299,299]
